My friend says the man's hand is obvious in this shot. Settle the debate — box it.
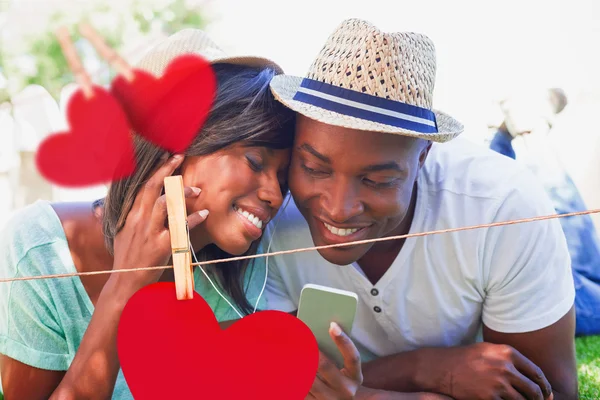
[306,322,363,399]
[362,309,576,399]
[433,342,554,400]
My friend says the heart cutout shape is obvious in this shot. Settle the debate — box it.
[36,87,135,187]
[111,54,216,153]
[118,282,319,400]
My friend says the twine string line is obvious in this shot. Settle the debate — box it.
[1,208,598,283]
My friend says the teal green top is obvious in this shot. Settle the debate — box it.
[0,200,267,398]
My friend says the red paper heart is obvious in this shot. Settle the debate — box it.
[35,87,135,187]
[111,55,216,153]
[118,282,318,400]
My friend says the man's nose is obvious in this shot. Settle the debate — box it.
[320,177,364,223]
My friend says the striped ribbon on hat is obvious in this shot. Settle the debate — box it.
[292,78,438,133]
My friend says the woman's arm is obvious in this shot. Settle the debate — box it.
[2,276,156,400]
[0,278,130,400]
[2,155,206,400]
[49,275,139,399]
[0,272,151,400]
[52,155,206,399]
[0,356,65,400]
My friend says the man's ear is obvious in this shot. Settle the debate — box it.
[418,140,432,168]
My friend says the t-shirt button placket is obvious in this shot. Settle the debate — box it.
[370,288,382,313]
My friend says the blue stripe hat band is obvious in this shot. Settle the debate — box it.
[292,78,438,133]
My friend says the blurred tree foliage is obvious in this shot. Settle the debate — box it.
[0,0,207,102]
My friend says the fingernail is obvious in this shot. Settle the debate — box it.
[198,209,209,218]
[330,322,342,336]
[191,187,201,195]
[173,154,184,161]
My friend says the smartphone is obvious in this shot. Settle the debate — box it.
[297,284,358,368]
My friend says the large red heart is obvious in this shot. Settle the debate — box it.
[118,282,319,400]
[111,55,216,154]
[35,87,135,187]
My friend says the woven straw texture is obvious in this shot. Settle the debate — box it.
[135,29,283,77]
[270,19,464,142]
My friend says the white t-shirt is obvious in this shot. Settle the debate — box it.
[262,137,574,361]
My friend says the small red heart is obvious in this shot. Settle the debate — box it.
[111,55,216,153]
[35,87,135,187]
[118,282,319,400]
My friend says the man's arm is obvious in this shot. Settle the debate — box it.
[357,387,451,400]
[364,169,577,399]
[483,307,577,399]
[361,329,569,399]
[360,351,422,392]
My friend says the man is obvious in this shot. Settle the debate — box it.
[263,19,578,399]
[490,88,600,336]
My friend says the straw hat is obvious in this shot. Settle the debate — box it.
[270,19,463,142]
[135,28,283,77]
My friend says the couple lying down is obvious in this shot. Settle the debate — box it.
[0,19,577,400]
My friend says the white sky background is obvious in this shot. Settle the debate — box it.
[204,0,600,135]
[4,0,599,132]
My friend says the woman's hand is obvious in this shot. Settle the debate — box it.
[111,154,208,292]
[49,155,206,400]
[307,322,364,399]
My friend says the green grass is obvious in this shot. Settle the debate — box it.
[577,335,600,399]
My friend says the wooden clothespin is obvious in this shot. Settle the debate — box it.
[78,23,136,83]
[164,175,195,300]
[55,27,95,99]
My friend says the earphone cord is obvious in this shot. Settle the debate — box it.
[185,193,292,319]
[187,222,244,319]
[252,193,293,314]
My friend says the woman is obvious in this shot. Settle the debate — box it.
[0,30,295,399]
